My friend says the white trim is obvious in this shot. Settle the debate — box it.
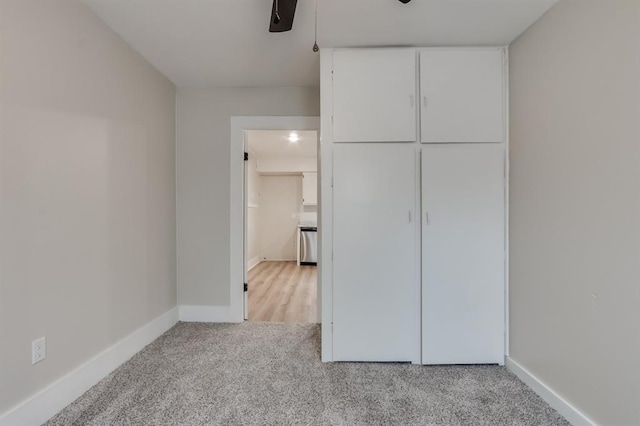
[178,305,234,322]
[411,146,422,364]
[504,46,511,358]
[175,92,181,320]
[230,116,321,325]
[247,257,262,271]
[412,50,422,365]
[0,308,178,426]
[319,49,334,362]
[506,357,596,426]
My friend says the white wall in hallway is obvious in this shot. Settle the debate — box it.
[259,176,302,261]
[509,1,640,424]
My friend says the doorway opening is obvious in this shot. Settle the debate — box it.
[230,116,320,324]
[243,130,318,323]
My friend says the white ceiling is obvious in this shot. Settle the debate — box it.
[81,0,559,88]
[247,130,317,159]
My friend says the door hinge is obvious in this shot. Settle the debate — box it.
[244,283,248,292]
[244,152,248,161]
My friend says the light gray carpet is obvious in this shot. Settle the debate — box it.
[47,322,569,426]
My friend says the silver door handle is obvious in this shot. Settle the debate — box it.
[423,96,428,107]
[408,211,412,223]
[410,95,414,107]
[425,212,430,224]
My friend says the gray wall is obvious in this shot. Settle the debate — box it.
[509,1,640,424]
[176,87,320,306]
[0,0,176,414]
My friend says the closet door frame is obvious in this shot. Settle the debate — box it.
[320,47,509,364]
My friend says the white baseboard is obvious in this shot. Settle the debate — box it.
[179,305,240,322]
[506,357,596,426]
[0,307,179,426]
[247,257,262,271]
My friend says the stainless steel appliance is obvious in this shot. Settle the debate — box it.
[299,227,317,265]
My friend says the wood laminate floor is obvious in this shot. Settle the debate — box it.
[248,261,317,323]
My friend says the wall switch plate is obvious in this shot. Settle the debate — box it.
[32,337,46,365]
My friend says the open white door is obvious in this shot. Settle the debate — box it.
[243,134,249,320]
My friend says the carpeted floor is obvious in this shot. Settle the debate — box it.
[47,322,569,425]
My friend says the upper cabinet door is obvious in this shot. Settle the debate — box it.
[420,49,504,143]
[302,172,317,206]
[333,49,417,143]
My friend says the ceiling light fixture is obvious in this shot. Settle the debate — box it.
[289,132,299,142]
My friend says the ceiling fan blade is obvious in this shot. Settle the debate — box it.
[269,0,297,32]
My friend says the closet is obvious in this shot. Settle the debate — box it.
[323,47,506,365]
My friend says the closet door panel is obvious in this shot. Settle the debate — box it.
[421,145,505,364]
[420,49,504,143]
[333,49,416,143]
[333,144,417,361]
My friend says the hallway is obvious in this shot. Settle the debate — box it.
[248,261,317,323]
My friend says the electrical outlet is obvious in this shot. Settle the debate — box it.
[32,337,46,365]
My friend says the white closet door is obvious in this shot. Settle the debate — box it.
[333,49,416,143]
[333,144,417,362]
[420,49,504,143]
[422,145,505,364]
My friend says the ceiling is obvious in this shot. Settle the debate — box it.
[247,130,317,159]
[81,0,559,88]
